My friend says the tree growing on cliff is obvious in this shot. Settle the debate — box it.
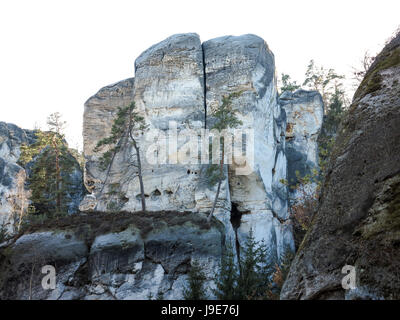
[94,102,148,211]
[206,92,243,223]
[279,73,300,93]
[352,51,375,86]
[302,60,348,182]
[303,59,345,108]
[19,113,75,215]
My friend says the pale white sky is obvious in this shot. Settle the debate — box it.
[1,0,399,150]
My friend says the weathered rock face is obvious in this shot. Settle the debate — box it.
[0,122,35,234]
[203,34,293,258]
[281,33,400,300]
[82,33,295,262]
[279,90,324,194]
[84,34,206,215]
[83,77,135,195]
[0,212,224,300]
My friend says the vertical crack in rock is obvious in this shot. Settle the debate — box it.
[202,34,294,264]
[230,202,242,265]
[201,43,207,129]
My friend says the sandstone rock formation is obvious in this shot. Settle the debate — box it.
[279,90,324,195]
[0,212,223,300]
[203,35,292,259]
[281,33,400,300]
[83,34,206,215]
[0,122,35,234]
[82,33,295,262]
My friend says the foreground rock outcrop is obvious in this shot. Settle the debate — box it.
[0,211,223,300]
[281,33,400,300]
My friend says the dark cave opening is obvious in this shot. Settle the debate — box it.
[230,202,242,265]
[230,202,242,229]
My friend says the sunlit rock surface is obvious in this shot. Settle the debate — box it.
[82,33,295,261]
[203,34,293,258]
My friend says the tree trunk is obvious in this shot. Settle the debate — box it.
[135,144,146,212]
[208,178,222,223]
[52,136,61,213]
[208,146,225,223]
[129,121,146,212]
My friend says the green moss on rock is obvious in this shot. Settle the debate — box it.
[355,47,400,99]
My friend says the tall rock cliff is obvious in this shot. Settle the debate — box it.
[281,33,400,300]
[203,35,292,259]
[82,33,295,261]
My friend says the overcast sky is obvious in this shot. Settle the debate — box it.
[1,0,399,150]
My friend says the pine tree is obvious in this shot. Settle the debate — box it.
[183,260,207,300]
[236,229,274,300]
[236,228,261,299]
[325,87,345,134]
[280,73,300,93]
[207,92,243,223]
[303,59,345,108]
[94,102,148,211]
[19,113,75,215]
[214,243,239,300]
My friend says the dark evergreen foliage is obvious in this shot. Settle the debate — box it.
[183,260,207,300]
